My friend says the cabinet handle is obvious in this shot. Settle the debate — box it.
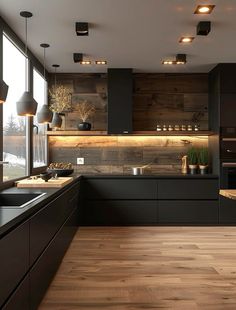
[222,162,236,167]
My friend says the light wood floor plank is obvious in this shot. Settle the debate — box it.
[39,227,236,309]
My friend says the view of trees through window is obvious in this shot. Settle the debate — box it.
[2,34,27,181]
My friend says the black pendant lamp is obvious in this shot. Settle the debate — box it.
[0,80,9,104]
[37,44,53,123]
[50,64,62,129]
[16,11,38,116]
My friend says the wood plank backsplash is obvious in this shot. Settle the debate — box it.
[49,136,208,174]
[48,72,209,174]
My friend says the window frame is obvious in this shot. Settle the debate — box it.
[0,16,48,187]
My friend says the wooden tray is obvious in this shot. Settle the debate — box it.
[16,177,73,188]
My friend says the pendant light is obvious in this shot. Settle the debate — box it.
[16,11,38,116]
[37,43,53,123]
[0,80,9,104]
[50,64,62,128]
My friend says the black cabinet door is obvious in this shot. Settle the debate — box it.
[82,200,157,225]
[84,179,158,200]
[219,196,236,224]
[220,94,236,127]
[0,222,29,308]
[108,68,133,134]
[158,200,219,224]
[2,275,29,310]
[158,179,219,200]
[30,207,78,310]
[30,183,78,265]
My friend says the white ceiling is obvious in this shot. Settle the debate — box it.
[0,0,235,73]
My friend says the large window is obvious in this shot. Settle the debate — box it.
[2,34,27,181]
[33,68,47,168]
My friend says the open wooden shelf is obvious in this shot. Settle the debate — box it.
[46,130,214,136]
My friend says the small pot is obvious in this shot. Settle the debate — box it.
[40,172,52,182]
[189,164,198,175]
[78,122,91,131]
[199,165,208,175]
[132,167,144,175]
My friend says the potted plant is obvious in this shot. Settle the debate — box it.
[198,148,209,175]
[187,147,198,174]
[76,100,95,131]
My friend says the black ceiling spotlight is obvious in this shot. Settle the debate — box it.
[73,53,83,63]
[176,54,187,64]
[75,22,89,36]
[197,21,211,36]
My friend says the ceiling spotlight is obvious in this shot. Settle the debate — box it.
[197,21,211,36]
[76,22,89,36]
[95,60,107,65]
[194,5,215,14]
[179,36,194,43]
[176,54,187,64]
[162,60,175,65]
[80,61,91,65]
[73,53,83,63]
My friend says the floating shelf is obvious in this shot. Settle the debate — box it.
[46,130,214,136]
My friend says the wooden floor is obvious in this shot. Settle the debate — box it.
[39,227,236,310]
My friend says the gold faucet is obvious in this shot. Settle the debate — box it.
[181,155,188,174]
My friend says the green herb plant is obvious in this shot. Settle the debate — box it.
[198,148,209,166]
[187,147,198,165]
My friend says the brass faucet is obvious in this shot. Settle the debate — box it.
[181,155,188,174]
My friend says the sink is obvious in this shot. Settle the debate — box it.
[0,192,46,208]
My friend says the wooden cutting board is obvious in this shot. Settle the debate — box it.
[16,177,73,188]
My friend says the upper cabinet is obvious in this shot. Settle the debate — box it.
[209,64,236,128]
[107,69,133,134]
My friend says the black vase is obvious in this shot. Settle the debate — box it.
[78,122,91,131]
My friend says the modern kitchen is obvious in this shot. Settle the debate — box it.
[1,0,236,309]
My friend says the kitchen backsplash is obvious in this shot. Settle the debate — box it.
[49,136,208,174]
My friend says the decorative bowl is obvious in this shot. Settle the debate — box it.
[47,168,74,177]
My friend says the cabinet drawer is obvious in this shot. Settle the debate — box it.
[0,222,29,308]
[158,179,218,200]
[84,179,158,200]
[2,275,29,310]
[158,200,219,224]
[30,207,78,310]
[219,196,236,224]
[30,183,78,265]
[82,200,157,225]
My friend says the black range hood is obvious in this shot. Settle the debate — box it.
[107,68,133,134]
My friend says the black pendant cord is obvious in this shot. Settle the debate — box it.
[25,16,28,91]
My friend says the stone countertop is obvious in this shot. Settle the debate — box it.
[220,189,236,200]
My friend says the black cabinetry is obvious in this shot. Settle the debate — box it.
[30,207,77,310]
[108,69,133,134]
[0,181,79,310]
[0,222,29,309]
[82,178,158,225]
[81,177,219,225]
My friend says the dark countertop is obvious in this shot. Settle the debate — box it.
[80,173,219,179]
[0,176,81,238]
[0,173,219,238]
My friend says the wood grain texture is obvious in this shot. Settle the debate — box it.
[220,190,236,200]
[16,177,73,188]
[39,227,236,310]
[48,73,208,131]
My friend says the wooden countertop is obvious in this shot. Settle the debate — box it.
[220,189,236,200]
